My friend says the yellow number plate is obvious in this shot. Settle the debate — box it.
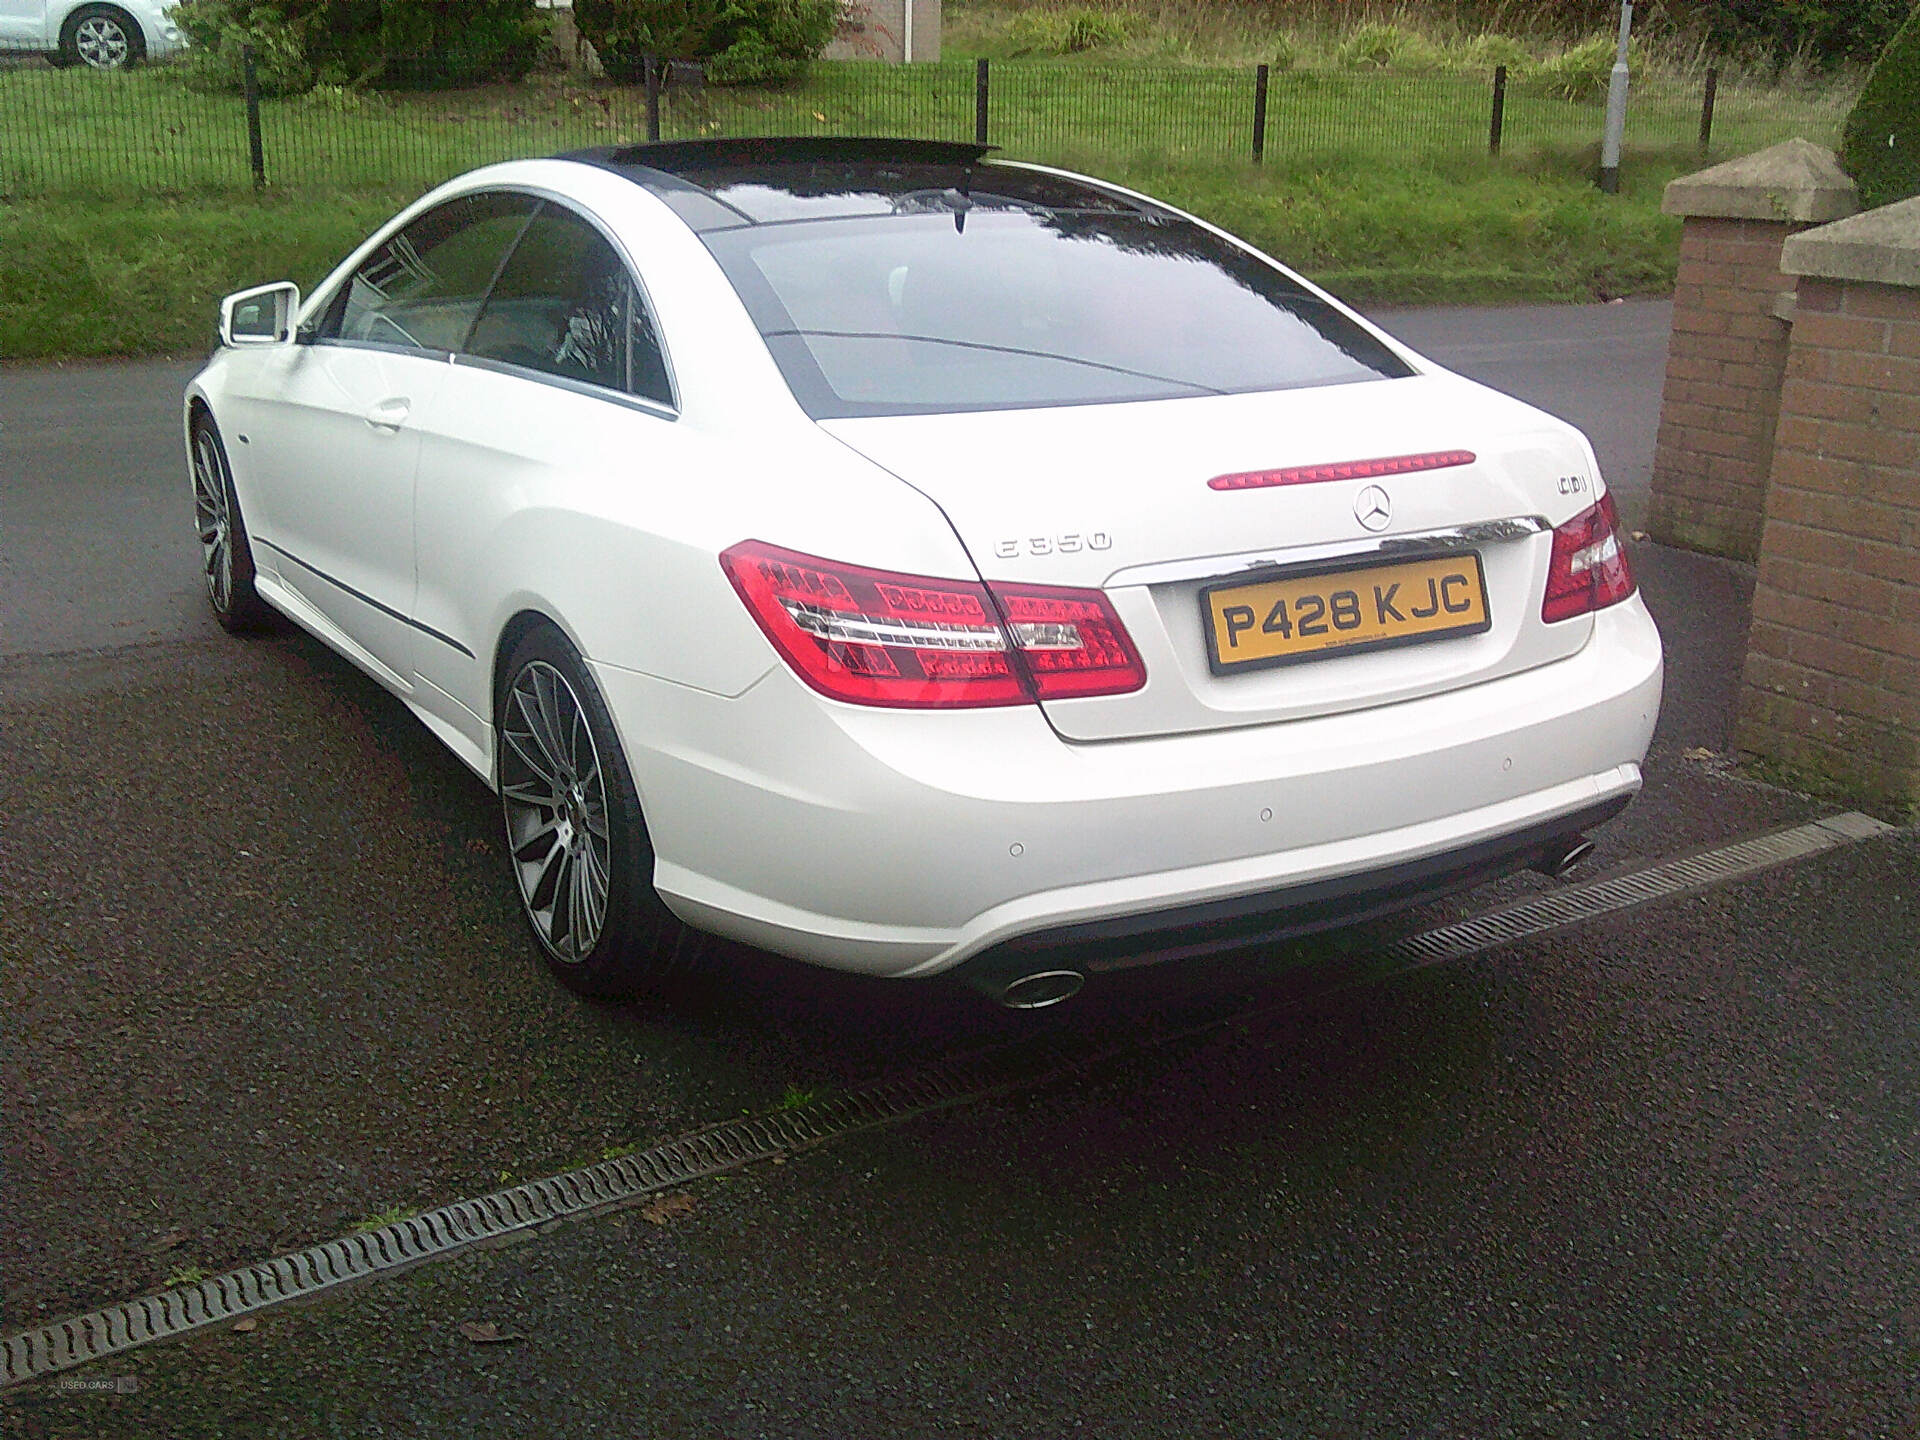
[1202,551,1491,674]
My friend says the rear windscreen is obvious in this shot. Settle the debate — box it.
[702,210,1413,418]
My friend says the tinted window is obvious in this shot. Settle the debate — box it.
[319,192,537,353]
[465,206,672,406]
[704,212,1413,418]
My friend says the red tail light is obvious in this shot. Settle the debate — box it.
[1542,492,1636,624]
[720,542,1146,708]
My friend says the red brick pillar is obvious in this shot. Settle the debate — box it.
[1648,140,1858,560]
[1735,196,1920,811]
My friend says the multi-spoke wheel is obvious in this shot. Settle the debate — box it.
[502,659,613,962]
[190,415,269,632]
[62,6,143,69]
[497,625,691,996]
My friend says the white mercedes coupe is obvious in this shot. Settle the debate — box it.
[187,138,1662,1007]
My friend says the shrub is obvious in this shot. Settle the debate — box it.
[1840,6,1920,208]
[1530,33,1645,103]
[1696,0,1911,71]
[169,0,542,93]
[1457,33,1536,75]
[1337,23,1444,72]
[172,1,313,94]
[375,1,545,88]
[575,0,838,85]
[1007,7,1131,56]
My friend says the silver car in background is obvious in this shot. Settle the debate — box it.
[0,0,184,68]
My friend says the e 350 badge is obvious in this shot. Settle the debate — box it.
[994,532,1114,559]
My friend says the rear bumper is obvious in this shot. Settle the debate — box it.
[596,595,1662,978]
[958,791,1630,983]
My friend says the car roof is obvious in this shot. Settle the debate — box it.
[556,136,1159,232]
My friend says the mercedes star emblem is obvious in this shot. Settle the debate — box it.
[1354,484,1393,532]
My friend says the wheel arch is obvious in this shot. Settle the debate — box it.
[60,3,147,61]
[491,608,561,711]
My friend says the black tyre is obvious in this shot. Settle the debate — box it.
[62,5,144,69]
[190,415,272,633]
[496,623,694,997]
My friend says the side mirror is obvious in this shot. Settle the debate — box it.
[219,281,301,348]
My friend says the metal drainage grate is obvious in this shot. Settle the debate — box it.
[1381,812,1896,970]
[1,811,1897,1390]
[0,1050,1056,1391]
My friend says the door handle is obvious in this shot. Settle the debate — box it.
[364,397,411,431]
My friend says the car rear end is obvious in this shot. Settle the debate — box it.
[575,145,1663,981]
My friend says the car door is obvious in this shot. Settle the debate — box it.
[228,191,538,687]
[408,199,677,758]
[0,0,47,47]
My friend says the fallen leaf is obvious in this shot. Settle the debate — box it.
[1683,746,1716,762]
[458,1321,523,1344]
[141,1230,188,1255]
[639,1192,697,1226]
[231,1318,258,1334]
[812,111,827,122]
[1630,530,1650,542]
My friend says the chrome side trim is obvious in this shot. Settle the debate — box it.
[449,351,679,421]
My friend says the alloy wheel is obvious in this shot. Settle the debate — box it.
[500,661,613,963]
[191,428,233,614]
[74,17,130,68]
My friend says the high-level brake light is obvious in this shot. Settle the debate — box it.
[720,542,1145,708]
[1208,450,1477,492]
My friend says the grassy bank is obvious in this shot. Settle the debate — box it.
[0,150,1685,362]
[0,188,409,359]
[0,57,1848,196]
[0,0,1853,361]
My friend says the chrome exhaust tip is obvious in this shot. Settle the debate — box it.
[995,969,1086,1010]
[1532,836,1596,881]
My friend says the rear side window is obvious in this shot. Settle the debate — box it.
[705,211,1414,418]
[318,192,537,353]
[465,205,673,407]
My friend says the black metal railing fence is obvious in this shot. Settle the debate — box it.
[0,46,1835,200]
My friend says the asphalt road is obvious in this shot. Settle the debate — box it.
[4,303,1915,1438]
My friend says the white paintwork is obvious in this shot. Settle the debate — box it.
[187,155,1665,981]
[823,376,1602,741]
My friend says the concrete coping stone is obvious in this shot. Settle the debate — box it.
[1781,196,1920,289]
[1661,138,1859,224]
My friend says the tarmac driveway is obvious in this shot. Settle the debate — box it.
[2,302,1914,1438]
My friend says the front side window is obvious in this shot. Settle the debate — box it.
[318,192,538,354]
[464,205,673,407]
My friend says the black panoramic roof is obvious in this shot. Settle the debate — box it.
[567,136,997,173]
[557,136,1157,231]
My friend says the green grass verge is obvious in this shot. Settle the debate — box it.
[0,151,1685,362]
[0,46,1845,361]
[0,188,411,359]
